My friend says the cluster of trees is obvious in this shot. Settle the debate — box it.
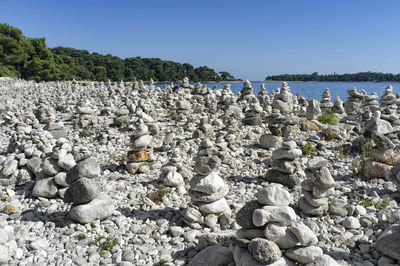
[0,23,236,82]
[265,72,400,82]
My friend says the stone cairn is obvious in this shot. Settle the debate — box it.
[379,85,399,125]
[361,91,379,121]
[306,99,321,120]
[298,157,336,216]
[242,96,263,126]
[231,185,333,265]
[257,83,271,112]
[175,98,191,125]
[162,148,185,189]
[126,120,154,175]
[344,87,363,121]
[320,88,333,112]
[183,140,231,230]
[265,140,303,188]
[64,156,115,224]
[332,96,345,114]
[271,82,293,115]
[238,80,253,102]
[362,132,399,180]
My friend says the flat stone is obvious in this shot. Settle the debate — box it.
[257,184,291,206]
[265,169,300,188]
[285,246,323,264]
[198,198,230,214]
[253,206,297,226]
[66,157,100,184]
[298,197,328,216]
[272,148,302,160]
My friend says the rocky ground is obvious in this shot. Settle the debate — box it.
[0,78,400,266]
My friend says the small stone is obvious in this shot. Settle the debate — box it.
[169,226,184,237]
[64,177,102,204]
[285,246,323,264]
[3,204,18,215]
[57,153,76,170]
[32,177,58,198]
[289,222,318,246]
[342,216,361,229]
[248,238,282,264]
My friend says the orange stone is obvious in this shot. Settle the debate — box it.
[3,204,18,215]
[127,150,149,161]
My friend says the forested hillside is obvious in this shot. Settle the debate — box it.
[0,23,236,82]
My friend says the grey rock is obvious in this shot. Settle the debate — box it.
[376,221,400,260]
[57,153,76,170]
[264,222,299,249]
[198,198,230,214]
[289,222,318,246]
[42,158,61,176]
[272,148,302,160]
[188,246,234,266]
[32,177,58,198]
[64,177,102,204]
[69,192,115,224]
[190,172,225,195]
[248,238,282,264]
[236,228,265,240]
[66,157,100,184]
[342,216,361,229]
[253,206,297,226]
[257,184,291,206]
[285,246,323,264]
[236,201,263,228]
[265,169,300,188]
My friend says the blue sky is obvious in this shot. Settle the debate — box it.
[2,0,400,80]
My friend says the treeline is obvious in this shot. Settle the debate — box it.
[265,72,400,82]
[0,23,236,82]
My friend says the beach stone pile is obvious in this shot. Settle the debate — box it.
[265,140,303,188]
[332,96,345,114]
[242,97,263,126]
[345,87,363,121]
[183,140,231,230]
[363,132,399,180]
[162,148,185,189]
[299,156,336,216]
[306,99,321,120]
[64,157,115,224]
[271,82,294,115]
[320,88,333,112]
[231,185,338,265]
[238,80,254,102]
[257,83,272,114]
[126,120,154,175]
[379,85,400,125]
[361,91,379,121]
[364,111,393,136]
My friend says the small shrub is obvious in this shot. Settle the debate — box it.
[302,143,318,157]
[99,237,118,252]
[352,141,374,174]
[374,198,390,210]
[333,147,345,158]
[344,124,351,132]
[75,233,87,240]
[155,259,168,266]
[168,111,176,119]
[361,198,373,207]
[317,111,338,126]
